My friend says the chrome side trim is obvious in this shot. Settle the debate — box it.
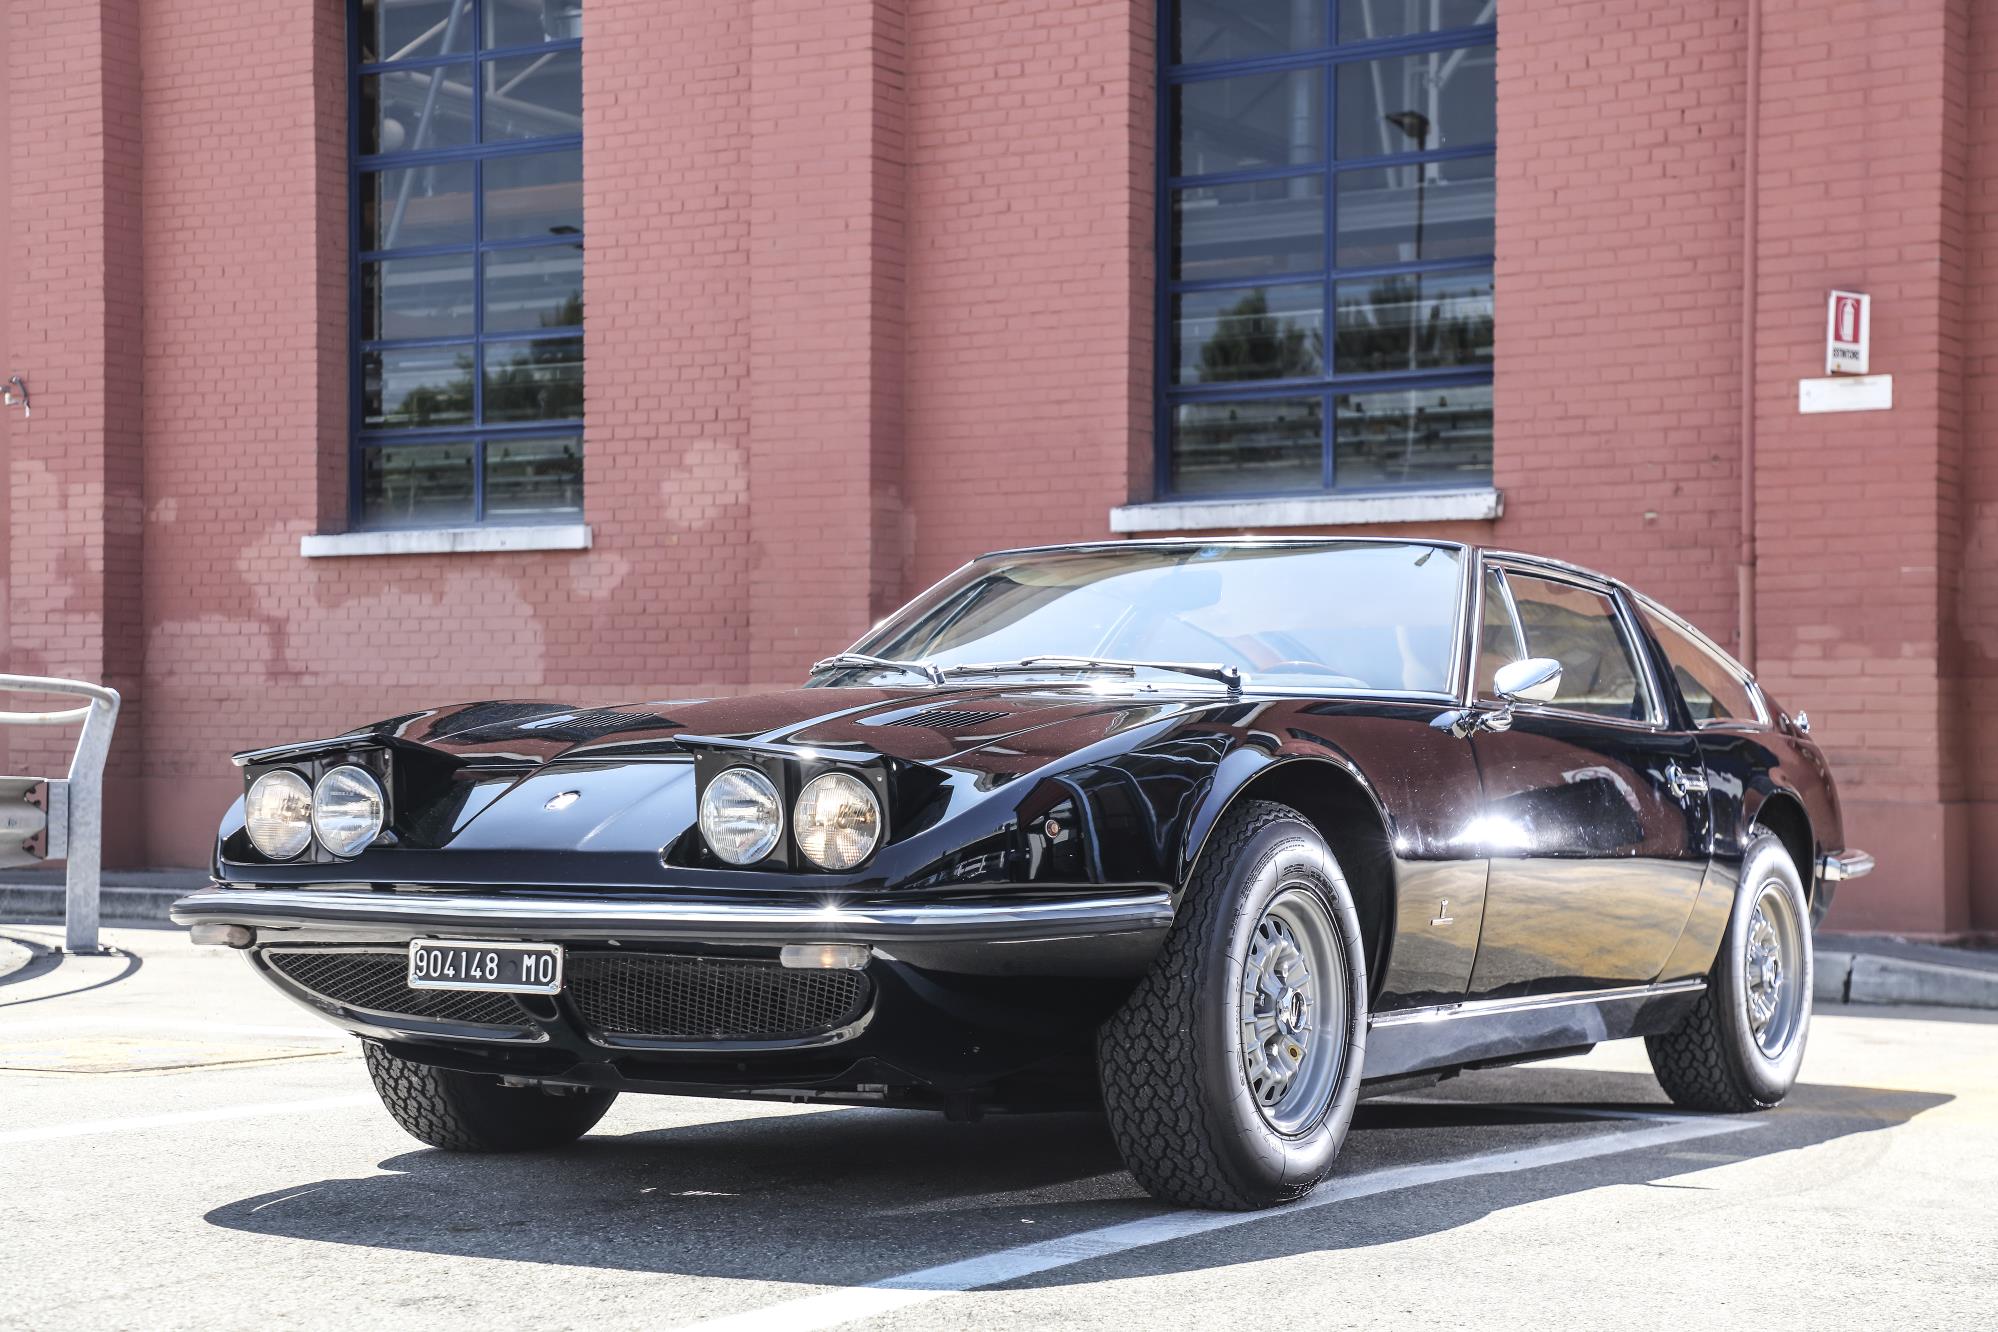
[173,886,1176,944]
[1819,849,1874,882]
[1370,978,1708,1029]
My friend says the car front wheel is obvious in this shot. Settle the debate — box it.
[1646,830,1813,1111]
[1097,799,1369,1210]
[363,1042,617,1151]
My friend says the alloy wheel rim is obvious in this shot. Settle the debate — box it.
[1239,884,1347,1135]
[1744,877,1805,1058]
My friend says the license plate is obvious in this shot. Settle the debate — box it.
[408,939,563,994]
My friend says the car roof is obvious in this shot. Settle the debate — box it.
[976,536,1622,589]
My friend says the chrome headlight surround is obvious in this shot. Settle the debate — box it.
[699,765,785,865]
[311,764,387,858]
[244,769,314,860]
[792,771,883,871]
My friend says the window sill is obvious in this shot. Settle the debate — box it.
[299,523,593,558]
[1108,488,1503,534]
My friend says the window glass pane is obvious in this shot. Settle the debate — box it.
[1175,0,1326,64]
[1334,268,1492,374]
[485,434,583,518]
[1173,177,1324,282]
[482,49,582,142]
[483,244,583,333]
[1333,382,1490,489]
[1170,398,1322,497]
[487,0,582,49]
[1175,284,1323,385]
[1643,609,1759,724]
[1334,154,1493,266]
[483,336,584,422]
[483,149,583,241]
[360,0,472,64]
[361,163,474,251]
[1505,577,1648,721]
[1475,568,1526,697]
[364,345,475,428]
[1335,44,1496,158]
[361,443,475,527]
[1174,71,1322,177]
[1338,0,1493,42]
[361,65,475,155]
[362,254,475,340]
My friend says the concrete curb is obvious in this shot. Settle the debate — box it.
[0,884,186,927]
[1814,949,1998,1011]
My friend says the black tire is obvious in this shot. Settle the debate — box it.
[1097,800,1368,1210]
[363,1042,617,1151]
[1646,831,1813,1112]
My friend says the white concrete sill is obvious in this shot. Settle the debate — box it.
[1109,488,1503,533]
[300,523,592,558]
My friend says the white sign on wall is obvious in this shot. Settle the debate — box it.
[1826,290,1870,375]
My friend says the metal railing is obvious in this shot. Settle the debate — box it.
[0,675,122,953]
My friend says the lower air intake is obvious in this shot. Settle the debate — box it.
[566,953,871,1043]
[263,948,529,1029]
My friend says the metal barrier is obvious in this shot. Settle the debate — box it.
[0,675,122,953]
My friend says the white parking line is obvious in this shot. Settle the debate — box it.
[0,1095,377,1146]
[677,1112,1761,1332]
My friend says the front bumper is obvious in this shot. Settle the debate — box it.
[169,884,1174,976]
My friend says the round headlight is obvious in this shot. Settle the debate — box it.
[245,770,313,860]
[700,766,783,865]
[793,772,882,871]
[311,765,386,858]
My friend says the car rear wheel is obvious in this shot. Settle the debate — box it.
[1096,800,1368,1210]
[363,1042,617,1151]
[1646,831,1812,1111]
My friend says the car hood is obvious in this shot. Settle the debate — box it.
[342,684,1221,774]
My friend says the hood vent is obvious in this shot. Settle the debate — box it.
[518,708,672,739]
[879,708,1008,729]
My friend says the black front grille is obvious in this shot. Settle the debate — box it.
[263,949,528,1028]
[881,708,1008,729]
[567,954,870,1042]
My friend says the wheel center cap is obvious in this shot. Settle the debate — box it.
[1278,987,1307,1035]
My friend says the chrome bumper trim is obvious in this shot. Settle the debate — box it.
[171,885,1175,945]
[1819,849,1875,882]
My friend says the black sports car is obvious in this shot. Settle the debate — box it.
[173,538,1872,1210]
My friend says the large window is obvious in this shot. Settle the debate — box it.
[352,0,584,529]
[1161,1,1496,499]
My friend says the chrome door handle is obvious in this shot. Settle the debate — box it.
[1665,761,1709,800]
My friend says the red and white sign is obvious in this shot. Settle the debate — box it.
[1826,290,1870,375]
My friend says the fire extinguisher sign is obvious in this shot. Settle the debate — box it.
[1826,290,1870,375]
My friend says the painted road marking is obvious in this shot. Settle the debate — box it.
[676,1112,1761,1332]
[0,1095,377,1146]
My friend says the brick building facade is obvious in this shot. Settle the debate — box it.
[0,0,1990,937]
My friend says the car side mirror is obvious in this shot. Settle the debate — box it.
[1494,657,1563,704]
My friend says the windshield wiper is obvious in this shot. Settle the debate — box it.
[808,652,944,685]
[939,656,1243,692]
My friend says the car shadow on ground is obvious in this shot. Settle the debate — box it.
[204,1067,1948,1289]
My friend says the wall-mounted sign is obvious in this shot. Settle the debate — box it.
[1826,290,1869,375]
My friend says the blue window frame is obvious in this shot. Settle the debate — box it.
[350,0,584,529]
[1159,1,1496,501]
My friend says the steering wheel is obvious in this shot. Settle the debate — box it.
[1259,660,1371,688]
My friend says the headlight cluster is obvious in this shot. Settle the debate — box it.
[697,766,883,870]
[244,764,385,860]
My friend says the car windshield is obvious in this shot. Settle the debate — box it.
[829,542,1464,692]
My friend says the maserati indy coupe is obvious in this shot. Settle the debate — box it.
[173,538,1872,1210]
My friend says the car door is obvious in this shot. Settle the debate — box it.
[1461,561,1712,999]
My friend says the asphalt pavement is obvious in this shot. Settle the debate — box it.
[2,921,1992,1331]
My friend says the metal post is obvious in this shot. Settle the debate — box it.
[0,675,122,953]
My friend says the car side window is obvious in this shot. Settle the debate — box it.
[1501,574,1650,721]
[1642,607,1759,725]
[1474,567,1526,698]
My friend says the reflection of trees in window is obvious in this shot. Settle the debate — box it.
[1336,275,1493,373]
[1197,288,1323,383]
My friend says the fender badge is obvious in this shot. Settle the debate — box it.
[544,790,581,811]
